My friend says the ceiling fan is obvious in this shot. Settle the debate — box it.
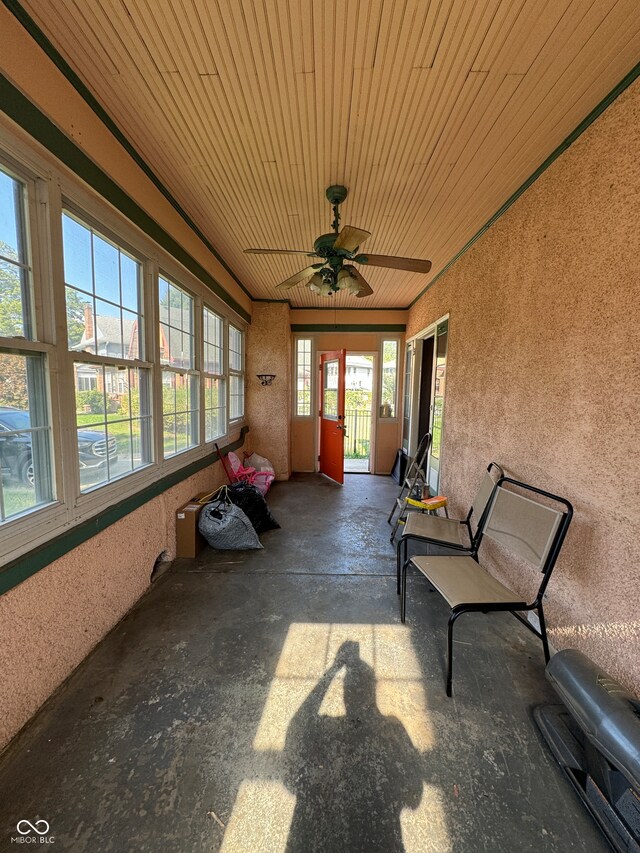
[244,185,432,298]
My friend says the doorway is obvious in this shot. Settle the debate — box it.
[344,353,375,474]
[404,318,449,495]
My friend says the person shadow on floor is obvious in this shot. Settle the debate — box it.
[283,640,423,853]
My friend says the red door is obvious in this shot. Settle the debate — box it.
[319,349,346,484]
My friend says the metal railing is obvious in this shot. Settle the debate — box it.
[344,409,372,459]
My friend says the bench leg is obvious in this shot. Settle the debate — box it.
[447,610,464,697]
[538,603,550,663]
[400,559,408,623]
[396,537,406,594]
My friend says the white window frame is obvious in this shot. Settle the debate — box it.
[379,337,400,421]
[202,304,227,444]
[0,154,63,545]
[62,205,155,493]
[228,323,245,422]
[0,119,248,565]
[293,337,314,418]
[158,272,200,458]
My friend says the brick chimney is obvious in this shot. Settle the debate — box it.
[83,302,93,342]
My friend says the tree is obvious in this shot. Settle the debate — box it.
[0,352,29,409]
[0,243,88,344]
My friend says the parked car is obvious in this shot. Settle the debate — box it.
[0,407,117,485]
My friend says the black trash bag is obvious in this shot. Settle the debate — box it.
[198,496,263,550]
[228,481,280,534]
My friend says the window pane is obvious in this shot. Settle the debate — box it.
[0,351,54,521]
[120,253,139,312]
[162,370,198,457]
[93,234,120,303]
[229,374,244,421]
[323,360,338,418]
[203,307,223,374]
[229,325,243,372]
[296,339,311,416]
[380,340,398,418]
[0,169,22,261]
[63,214,143,360]
[158,276,194,369]
[61,215,92,294]
[205,376,226,441]
[0,168,33,339]
[74,363,152,491]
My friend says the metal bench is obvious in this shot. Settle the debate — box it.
[401,477,573,696]
[396,461,504,594]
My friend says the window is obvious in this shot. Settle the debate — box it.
[323,359,339,418]
[0,128,250,564]
[73,364,152,491]
[380,340,398,418]
[295,339,312,416]
[1,165,55,523]
[228,324,244,421]
[0,168,33,339]
[402,342,413,453]
[63,213,142,358]
[203,306,226,441]
[159,275,199,456]
[63,211,153,491]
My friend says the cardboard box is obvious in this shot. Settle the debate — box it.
[175,492,210,558]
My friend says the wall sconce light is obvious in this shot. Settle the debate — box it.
[256,373,276,386]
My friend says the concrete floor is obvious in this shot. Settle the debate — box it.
[0,474,607,852]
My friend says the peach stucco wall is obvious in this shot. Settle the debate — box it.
[246,303,292,479]
[407,80,640,694]
[0,455,239,752]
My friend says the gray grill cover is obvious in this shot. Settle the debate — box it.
[547,649,640,790]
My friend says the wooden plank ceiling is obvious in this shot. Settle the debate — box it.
[20,0,640,308]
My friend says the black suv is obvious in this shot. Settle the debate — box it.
[0,407,117,485]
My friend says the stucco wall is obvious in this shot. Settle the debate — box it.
[0,454,239,752]
[246,303,292,479]
[407,80,640,693]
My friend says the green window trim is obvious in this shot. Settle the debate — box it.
[0,425,248,597]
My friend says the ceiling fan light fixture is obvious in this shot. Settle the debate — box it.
[337,266,361,296]
[336,267,353,289]
[307,272,324,292]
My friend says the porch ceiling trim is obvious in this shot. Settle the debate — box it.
[291,324,406,333]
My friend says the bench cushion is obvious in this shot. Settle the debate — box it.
[402,513,469,547]
[410,555,527,609]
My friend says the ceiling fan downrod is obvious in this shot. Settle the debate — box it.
[326,184,348,234]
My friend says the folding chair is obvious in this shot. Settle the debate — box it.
[396,462,504,593]
[387,432,432,541]
[401,477,573,696]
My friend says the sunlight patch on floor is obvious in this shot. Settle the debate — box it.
[219,780,295,853]
[255,622,434,751]
[221,622,451,852]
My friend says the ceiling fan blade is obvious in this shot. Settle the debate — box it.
[245,248,315,255]
[344,266,373,298]
[333,225,371,253]
[274,265,319,290]
[356,254,432,273]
